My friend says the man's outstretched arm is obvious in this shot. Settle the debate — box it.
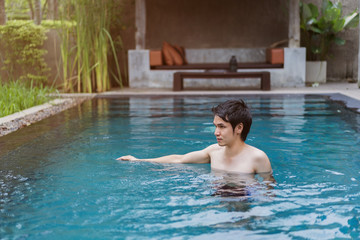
[116,145,216,164]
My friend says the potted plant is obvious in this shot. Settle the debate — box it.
[300,0,359,84]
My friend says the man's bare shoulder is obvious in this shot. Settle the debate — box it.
[246,145,272,173]
[204,144,223,152]
[246,144,267,156]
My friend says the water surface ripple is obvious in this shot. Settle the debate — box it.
[1,95,360,239]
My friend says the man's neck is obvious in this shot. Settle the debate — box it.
[225,140,246,157]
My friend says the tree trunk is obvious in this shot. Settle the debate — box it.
[34,0,41,24]
[27,0,34,20]
[0,0,6,25]
[47,0,58,20]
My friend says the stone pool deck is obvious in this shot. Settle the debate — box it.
[0,82,359,137]
[100,82,360,100]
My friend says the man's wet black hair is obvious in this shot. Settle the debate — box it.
[212,99,252,141]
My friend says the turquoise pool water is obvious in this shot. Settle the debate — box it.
[1,95,360,239]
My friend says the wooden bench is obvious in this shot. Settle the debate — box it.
[173,71,271,91]
[151,62,283,70]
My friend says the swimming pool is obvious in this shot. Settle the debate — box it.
[1,94,360,239]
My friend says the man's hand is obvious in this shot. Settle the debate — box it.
[116,155,138,161]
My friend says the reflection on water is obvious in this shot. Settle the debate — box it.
[210,169,276,212]
[1,95,360,239]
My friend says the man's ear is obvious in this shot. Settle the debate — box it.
[235,123,243,135]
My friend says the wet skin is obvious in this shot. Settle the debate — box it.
[117,115,272,174]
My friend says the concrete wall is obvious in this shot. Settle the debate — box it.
[128,48,306,89]
[146,0,289,49]
[141,0,359,82]
[43,30,63,87]
[128,0,307,89]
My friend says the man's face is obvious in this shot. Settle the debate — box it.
[213,115,238,146]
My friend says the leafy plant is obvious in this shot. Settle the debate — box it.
[0,20,50,84]
[41,19,75,29]
[300,0,359,61]
[1,1,124,93]
[0,80,54,117]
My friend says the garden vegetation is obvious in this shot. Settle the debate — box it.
[0,0,125,117]
[0,80,54,117]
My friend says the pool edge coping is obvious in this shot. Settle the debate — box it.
[0,97,93,137]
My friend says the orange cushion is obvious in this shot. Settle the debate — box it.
[174,45,188,65]
[162,42,187,66]
[266,48,284,64]
[167,44,184,66]
[149,50,163,66]
[162,42,174,66]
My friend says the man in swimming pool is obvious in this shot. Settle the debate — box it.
[117,99,272,175]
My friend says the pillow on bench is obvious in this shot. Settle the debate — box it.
[162,41,187,66]
[174,45,188,65]
[150,50,163,66]
[266,48,284,64]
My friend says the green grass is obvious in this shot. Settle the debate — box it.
[0,81,54,118]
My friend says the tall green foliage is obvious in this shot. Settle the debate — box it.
[60,0,122,93]
[0,20,50,84]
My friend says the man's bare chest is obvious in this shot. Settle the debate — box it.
[210,150,255,173]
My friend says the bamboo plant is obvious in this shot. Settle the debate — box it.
[60,0,122,93]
